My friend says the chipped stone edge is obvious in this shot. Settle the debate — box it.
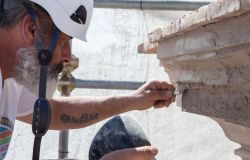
[137,42,158,54]
[149,0,250,43]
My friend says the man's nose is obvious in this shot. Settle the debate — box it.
[61,42,72,63]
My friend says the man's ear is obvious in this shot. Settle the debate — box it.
[20,14,37,46]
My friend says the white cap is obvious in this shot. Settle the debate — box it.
[29,0,93,41]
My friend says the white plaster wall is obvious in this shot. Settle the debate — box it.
[7,5,240,160]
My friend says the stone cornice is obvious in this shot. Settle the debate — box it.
[149,0,250,43]
[139,1,250,158]
[138,0,250,128]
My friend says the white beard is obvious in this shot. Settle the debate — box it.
[12,48,61,99]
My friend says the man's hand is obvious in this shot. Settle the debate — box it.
[101,146,158,160]
[129,80,175,110]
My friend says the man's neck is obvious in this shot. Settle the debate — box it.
[0,52,14,81]
[0,28,19,81]
[0,67,3,89]
[0,68,4,89]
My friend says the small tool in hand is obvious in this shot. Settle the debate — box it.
[173,84,186,96]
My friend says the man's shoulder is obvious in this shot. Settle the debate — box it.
[1,78,23,102]
[1,79,36,117]
[16,85,37,117]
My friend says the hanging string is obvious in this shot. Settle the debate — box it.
[137,8,153,139]
[141,9,150,83]
[140,0,143,10]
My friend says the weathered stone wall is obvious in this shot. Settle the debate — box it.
[149,1,250,127]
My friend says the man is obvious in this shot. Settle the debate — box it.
[0,0,175,159]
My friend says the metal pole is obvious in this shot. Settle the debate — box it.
[75,79,144,90]
[94,0,212,10]
[58,86,70,159]
[59,79,145,90]
[58,131,69,159]
[56,56,80,160]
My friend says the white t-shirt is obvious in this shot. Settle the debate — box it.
[0,70,36,159]
[0,69,2,98]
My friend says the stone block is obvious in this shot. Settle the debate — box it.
[180,5,208,31]
[182,89,250,127]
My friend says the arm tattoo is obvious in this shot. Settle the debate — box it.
[60,113,99,124]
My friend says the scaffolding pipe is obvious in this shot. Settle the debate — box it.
[94,0,212,10]
[75,79,145,90]
[58,131,69,159]
[59,79,145,90]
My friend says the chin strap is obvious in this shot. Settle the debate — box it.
[22,2,61,160]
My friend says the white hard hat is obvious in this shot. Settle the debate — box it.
[29,0,93,41]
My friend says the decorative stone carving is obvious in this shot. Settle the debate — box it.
[139,0,250,159]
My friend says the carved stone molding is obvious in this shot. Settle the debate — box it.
[140,0,250,159]
[213,117,250,160]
